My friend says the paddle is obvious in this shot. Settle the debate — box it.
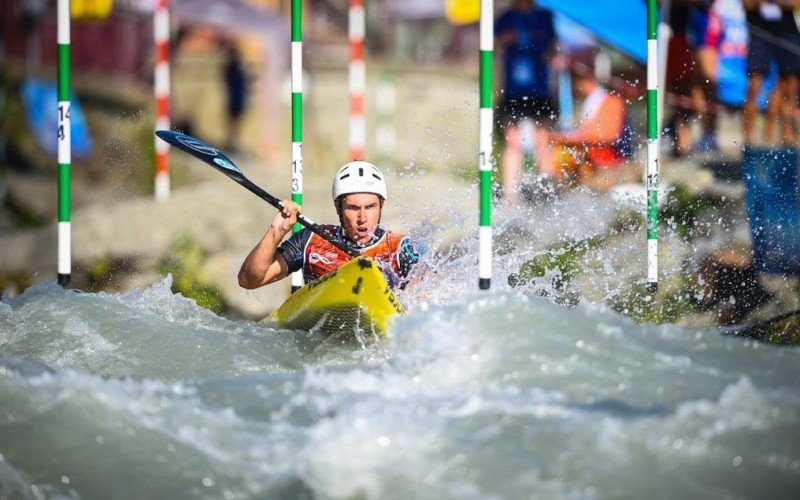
[155,130,360,258]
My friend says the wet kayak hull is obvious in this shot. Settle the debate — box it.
[267,257,403,338]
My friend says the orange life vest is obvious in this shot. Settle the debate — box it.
[303,225,406,284]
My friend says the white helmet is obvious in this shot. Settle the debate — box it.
[331,161,388,201]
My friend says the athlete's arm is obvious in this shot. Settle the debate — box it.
[238,201,300,289]
[396,237,420,278]
[394,237,422,291]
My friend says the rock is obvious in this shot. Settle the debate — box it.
[692,246,771,326]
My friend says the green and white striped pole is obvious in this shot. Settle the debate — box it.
[57,0,71,286]
[646,0,659,293]
[478,0,493,290]
[290,0,304,293]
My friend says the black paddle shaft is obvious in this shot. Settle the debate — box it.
[155,130,359,257]
[238,176,359,257]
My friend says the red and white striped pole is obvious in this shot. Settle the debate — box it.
[154,0,170,201]
[348,0,365,160]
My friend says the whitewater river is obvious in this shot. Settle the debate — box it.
[1,271,799,499]
[0,190,798,499]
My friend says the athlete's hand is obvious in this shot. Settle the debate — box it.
[271,200,301,235]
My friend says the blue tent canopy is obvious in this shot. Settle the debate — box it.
[538,0,766,106]
[538,0,647,63]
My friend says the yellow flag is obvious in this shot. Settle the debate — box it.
[71,0,114,20]
[445,0,480,25]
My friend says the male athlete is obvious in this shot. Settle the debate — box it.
[238,161,419,290]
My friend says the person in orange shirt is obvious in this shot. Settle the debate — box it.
[538,58,632,190]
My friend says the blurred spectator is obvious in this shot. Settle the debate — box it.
[539,57,633,191]
[222,42,248,153]
[742,0,800,147]
[763,78,785,143]
[552,14,599,131]
[664,0,717,156]
[692,1,722,152]
[495,0,558,203]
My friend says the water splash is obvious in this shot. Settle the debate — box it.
[1,278,798,498]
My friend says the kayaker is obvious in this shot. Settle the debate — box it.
[238,161,419,290]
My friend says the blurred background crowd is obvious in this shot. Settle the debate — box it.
[493,0,800,199]
[2,0,799,185]
[0,0,798,329]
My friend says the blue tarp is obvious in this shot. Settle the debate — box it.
[539,0,647,63]
[742,147,800,274]
[21,78,93,159]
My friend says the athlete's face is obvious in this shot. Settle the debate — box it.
[337,193,383,245]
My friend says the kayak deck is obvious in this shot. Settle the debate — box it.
[267,257,404,338]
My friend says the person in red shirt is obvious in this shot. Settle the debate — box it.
[238,161,419,291]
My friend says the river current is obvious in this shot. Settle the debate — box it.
[1,274,799,499]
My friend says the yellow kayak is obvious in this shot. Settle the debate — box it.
[267,257,404,338]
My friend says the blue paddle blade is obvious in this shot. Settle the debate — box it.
[155,130,243,179]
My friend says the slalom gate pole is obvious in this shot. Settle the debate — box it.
[57,0,71,286]
[646,0,659,293]
[478,0,493,290]
[657,0,672,138]
[375,69,395,169]
[154,0,170,201]
[290,0,304,293]
[349,0,366,160]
